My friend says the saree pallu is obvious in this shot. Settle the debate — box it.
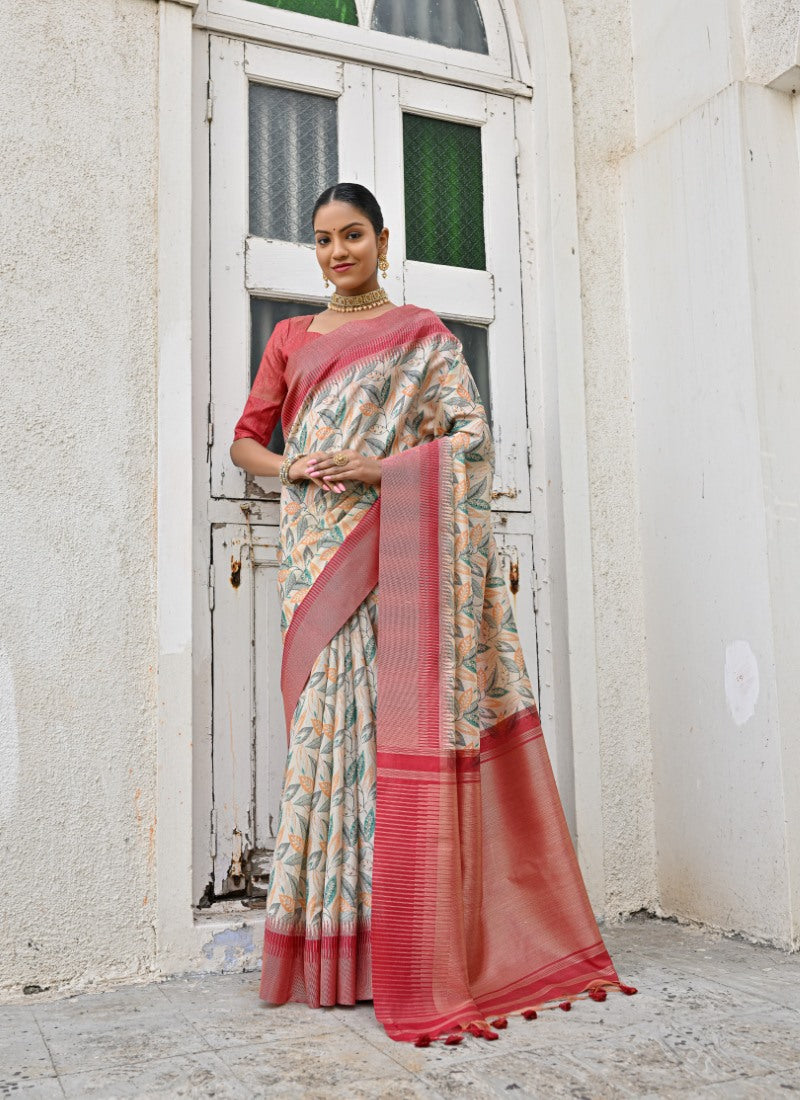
[258,304,634,1043]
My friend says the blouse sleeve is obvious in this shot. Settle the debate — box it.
[232,318,290,448]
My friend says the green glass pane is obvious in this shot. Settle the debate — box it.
[244,0,357,22]
[443,319,492,429]
[403,113,485,270]
[250,298,325,452]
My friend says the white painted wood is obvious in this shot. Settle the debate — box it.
[210,36,249,501]
[404,263,494,321]
[495,530,540,713]
[191,25,216,908]
[371,69,407,305]
[155,0,199,963]
[482,92,529,509]
[245,237,326,298]
[210,525,253,895]
[250,536,286,864]
[398,74,487,124]
[210,523,284,895]
[244,39,343,91]
[203,0,513,80]
[338,63,377,191]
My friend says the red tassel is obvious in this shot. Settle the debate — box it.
[490,1017,508,1029]
[589,988,607,1002]
[558,1001,572,1011]
[522,1009,538,1020]
[619,983,638,995]
[414,1034,432,1047]
[444,1033,463,1046]
[484,1027,500,1040]
[466,1022,484,1037]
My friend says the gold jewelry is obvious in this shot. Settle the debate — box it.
[329,287,390,313]
[378,253,389,279]
[280,451,306,486]
[323,273,330,288]
[332,451,348,466]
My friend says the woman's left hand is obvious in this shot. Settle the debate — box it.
[305,450,382,491]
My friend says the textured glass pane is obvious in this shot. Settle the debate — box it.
[444,320,491,429]
[251,298,325,451]
[404,113,485,269]
[249,84,338,243]
[372,0,488,53]
[244,0,357,23]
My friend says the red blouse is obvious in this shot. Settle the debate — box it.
[233,314,317,447]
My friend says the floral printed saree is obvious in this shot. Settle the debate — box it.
[234,303,635,1045]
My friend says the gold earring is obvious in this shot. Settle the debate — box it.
[378,253,389,279]
[323,272,330,288]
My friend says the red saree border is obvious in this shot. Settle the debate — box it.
[282,305,450,437]
[260,918,372,1007]
[280,497,381,738]
[371,435,635,1044]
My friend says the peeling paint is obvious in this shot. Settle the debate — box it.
[201,925,255,971]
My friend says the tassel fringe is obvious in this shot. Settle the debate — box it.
[409,979,638,1048]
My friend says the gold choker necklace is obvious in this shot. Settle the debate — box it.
[329,287,390,313]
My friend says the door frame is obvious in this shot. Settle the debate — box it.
[154,0,607,977]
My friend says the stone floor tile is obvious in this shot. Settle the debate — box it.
[686,1070,800,1097]
[161,972,353,1051]
[58,1050,250,1099]
[416,1046,634,1099]
[565,1017,799,1096]
[0,1006,58,1083]
[32,989,209,1077]
[214,1031,442,1099]
[154,971,256,1010]
[0,1076,64,1097]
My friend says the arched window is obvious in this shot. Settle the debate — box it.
[245,0,489,53]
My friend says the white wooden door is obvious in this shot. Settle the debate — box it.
[205,36,538,900]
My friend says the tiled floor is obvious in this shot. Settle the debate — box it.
[1,914,799,1098]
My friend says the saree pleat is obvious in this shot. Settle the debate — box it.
[260,586,378,1007]
[252,305,636,1043]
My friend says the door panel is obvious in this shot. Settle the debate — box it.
[211,523,284,896]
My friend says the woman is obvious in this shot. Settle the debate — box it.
[230,182,636,1046]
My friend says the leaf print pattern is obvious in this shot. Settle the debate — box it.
[262,317,537,1007]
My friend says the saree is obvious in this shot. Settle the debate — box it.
[235,303,635,1044]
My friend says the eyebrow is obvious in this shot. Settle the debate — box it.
[313,221,365,235]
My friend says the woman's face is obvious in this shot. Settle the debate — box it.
[313,200,389,296]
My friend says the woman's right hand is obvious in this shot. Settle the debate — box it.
[290,452,346,492]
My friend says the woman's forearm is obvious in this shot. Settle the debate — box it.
[230,437,284,478]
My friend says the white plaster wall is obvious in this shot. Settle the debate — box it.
[622,81,800,946]
[0,1,160,996]
[631,0,745,145]
[742,0,800,83]
[560,0,657,917]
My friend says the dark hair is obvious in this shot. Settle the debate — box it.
[311,182,384,237]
